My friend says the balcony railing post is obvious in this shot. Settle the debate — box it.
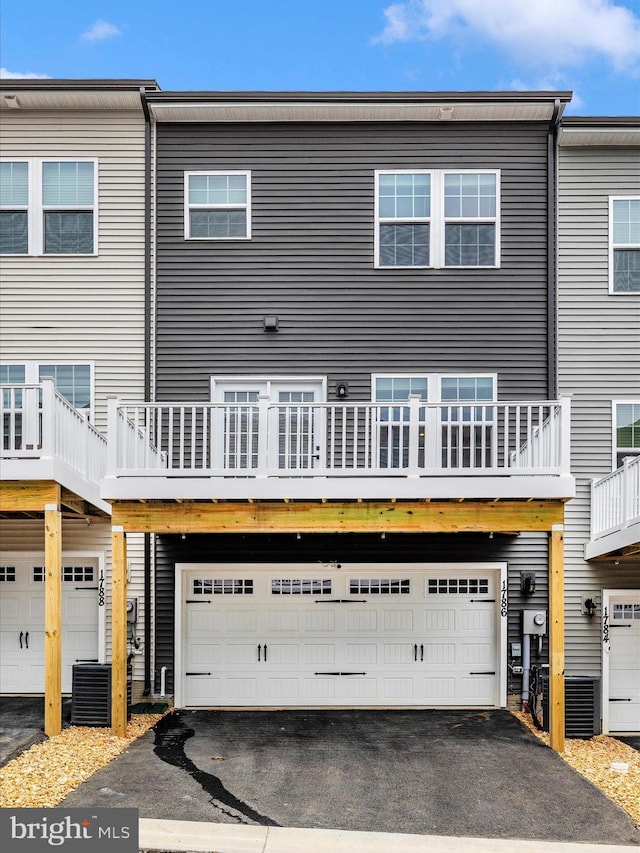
[257,394,270,477]
[622,456,632,529]
[106,397,120,476]
[39,379,55,458]
[559,396,572,476]
[408,394,421,474]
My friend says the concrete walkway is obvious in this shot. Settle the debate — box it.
[139,819,640,853]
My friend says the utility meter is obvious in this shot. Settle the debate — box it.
[126,598,138,623]
[522,609,547,635]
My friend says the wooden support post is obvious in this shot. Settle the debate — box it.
[549,525,565,753]
[44,505,62,737]
[111,526,128,737]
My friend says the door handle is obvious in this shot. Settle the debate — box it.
[264,644,268,662]
[19,631,23,649]
[420,643,424,662]
[414,643,417,662]
[258,644,262,662]
[25,631,29,649]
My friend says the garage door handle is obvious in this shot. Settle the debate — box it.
[25,631,29,649]
[186,672,211,676]
[314,671,367,676]
[19,631,23,649]
[469,671,495,675]
[315,599,367,604]
[609,698,632,702]
[471,599,495,603]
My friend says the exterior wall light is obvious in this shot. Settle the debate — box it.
[336,382,349,398]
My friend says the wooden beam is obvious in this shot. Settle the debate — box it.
[0,481,60,513]
[111,526,128,737]
[44,505,62,737]
[548,525,565,754]
[111,499,565,535]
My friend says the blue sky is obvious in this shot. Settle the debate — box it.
[1,0,639,115]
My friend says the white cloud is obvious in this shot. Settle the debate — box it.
[0,68,50,79]
[373,0,640,73]
[81,20,122,41]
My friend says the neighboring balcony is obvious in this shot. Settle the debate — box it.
[586,455,640,560]
[103,397,574,502]
[1,380,110,513]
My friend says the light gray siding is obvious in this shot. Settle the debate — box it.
[557,143,640,675]
[0,109,147,432]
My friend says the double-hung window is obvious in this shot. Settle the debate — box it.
[610,198,640,293]
[375,169,499,268]
[614,402,640,468]
[185,171,251,239]
[0,159,96,255]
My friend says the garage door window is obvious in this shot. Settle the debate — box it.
[62,566,94,582]
[428,578,489,594]
[271,578,332,595]
[349,578,411,594]
[193,578,254,595]
[0,566,16,582]
[612,603,640,620]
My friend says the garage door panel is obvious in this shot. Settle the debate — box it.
[346,610,377,632]
[269,610,299,631]
[268,644,300,665]
[188,642,221,666]
[383,678,414,699]
[305,610,335,631]
[383,610,413,631]
[304,644,336,665]
[425,609,456,631]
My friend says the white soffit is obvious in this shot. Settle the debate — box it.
[149,101,559,123]
[0,90,145,111]
[558,126,640,146]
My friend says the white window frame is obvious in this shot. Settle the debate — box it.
[371,372,497,403]
[0,157,98,256]
[609,196,640,294]
[612,399,640,470]
[375,169,500,270]
[0,360,95,421]
[184,170,251,240]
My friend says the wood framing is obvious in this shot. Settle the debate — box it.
[44,505,62,737]
[0,481,61,514]
[548,526,565,753]
[111,526,128,737]
[111,499,565,534]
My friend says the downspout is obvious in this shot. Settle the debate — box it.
[140,86,153,696]
[547,98,562,400]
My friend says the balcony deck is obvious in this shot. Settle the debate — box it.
[586,455,640,560]
[1,381,110,515]
[102,397,574,502]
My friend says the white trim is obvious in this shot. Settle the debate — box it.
[612,399,640,471]
[174,561,507,710]
[602,588,640,735]
[184,170,251,240]
[0,157,98,257]
[210,375,328,401]
[371,372,497,402]
[609,196,640,295]
[374,169,500,269]
[0,359,96,423]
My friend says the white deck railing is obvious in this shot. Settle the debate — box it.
[1,380,108,486]
[590,455,640,540]
[106,397,571,479]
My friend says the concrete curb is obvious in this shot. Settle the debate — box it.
[139,819,640,853]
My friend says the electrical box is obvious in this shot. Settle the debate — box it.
[522,609,547,635]
[126,598,137,624]
[510,642,522,658]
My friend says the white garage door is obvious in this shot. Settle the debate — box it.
[0,560,100,693]
[179,564,504,708]
[605,591,640,734]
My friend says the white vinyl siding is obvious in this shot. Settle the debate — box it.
[0,110,147,432]
[557,142,640,677]
[375,170,499,269]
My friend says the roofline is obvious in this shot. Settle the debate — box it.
[145,89,572,105]
[0,79,160,92]
[561,116,640,127]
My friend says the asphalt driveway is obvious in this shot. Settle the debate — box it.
[58,709,640,845]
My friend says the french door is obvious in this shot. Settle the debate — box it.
[211,378,325,472]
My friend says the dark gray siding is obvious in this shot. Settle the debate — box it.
[155,121,551,402]
[153,532,549,694]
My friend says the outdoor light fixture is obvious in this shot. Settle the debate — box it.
[582,596,597,618]
[263,315,279,331]
[520,572,536,596]
[336,382,349,399]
